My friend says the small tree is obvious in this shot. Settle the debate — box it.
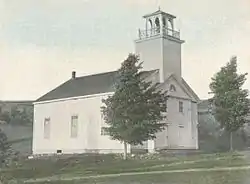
[101,54,167,159]
[0,128,11,167]
[0,128,19,183]
[0,111,11,124]
[209,56,250,151]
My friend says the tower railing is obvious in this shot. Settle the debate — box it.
[138,27,180,40]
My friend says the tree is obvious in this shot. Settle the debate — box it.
[209,56,250,151]
[0,128,12,167]
[0,111,11,124]
[0,128,19,183]
[9,107,32,126]
[101,54,168,159]
[0,107,33,126]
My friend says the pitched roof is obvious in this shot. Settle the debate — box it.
[36,70,158,102]
[181,78,200,102]
[157,73,200,102]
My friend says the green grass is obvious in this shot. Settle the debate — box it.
[2,151,250,182]
[28,170,250,184]
[61,155,247,176]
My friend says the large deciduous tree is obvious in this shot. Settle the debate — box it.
[101,54,167,159]
[209,56,250,151]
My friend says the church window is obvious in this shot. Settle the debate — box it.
[179,101,184,113]
[170,84,176,92]
[44,118,51,139]
[148,19,153,36]
[71,115,78,138]
[148,19,152,29]
[101,127,109,136]
[155,17,160,33]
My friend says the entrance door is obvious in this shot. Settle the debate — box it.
[178,125,185,147]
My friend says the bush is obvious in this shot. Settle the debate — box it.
[0,128,20,183]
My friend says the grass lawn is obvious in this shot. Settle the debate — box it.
[2,151,250,182]
[28,170,250,184]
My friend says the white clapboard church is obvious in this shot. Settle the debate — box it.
[32,10,200,155]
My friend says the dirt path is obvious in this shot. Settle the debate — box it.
[24,165,250,183]
[135,156,239,171]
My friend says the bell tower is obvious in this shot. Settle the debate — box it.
[135,9,185,82]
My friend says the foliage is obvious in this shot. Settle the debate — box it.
[0,128,20,183]
[209,56,250,150]
[198,112,220,139]
[209,56,249,132]
[0,107,33,126]
[198,107,250,153]
[101,54,168,147]
[0,128,12,167]
[1,152,245,182]
[10,107,33,126]
[0,111,11,124]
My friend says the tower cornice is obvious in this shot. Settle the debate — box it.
[143,10,176,19]
[135,34,185,44]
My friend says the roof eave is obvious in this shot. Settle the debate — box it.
[143,11,176,19]
[181,78,200,102]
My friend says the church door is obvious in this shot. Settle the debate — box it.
[178,125,185,147]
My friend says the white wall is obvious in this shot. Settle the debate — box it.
[143,97,198,150]
[191,102,199,149]
[162,39,182,79]
[33,76,198,154]
[32,93,126,155]
[135,36,183,82]
[135,36,164,82]
[154,78,198,150]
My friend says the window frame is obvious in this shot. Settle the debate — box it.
[101,127,109,136]
[70,115,78,138]
[170,84,176,92]
[44,118,51,139]
[179,101,184,113]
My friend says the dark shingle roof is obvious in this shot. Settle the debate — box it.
[36,70,158,102]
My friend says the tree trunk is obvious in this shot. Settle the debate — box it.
[123,142,128,160]
[230,131,233,152]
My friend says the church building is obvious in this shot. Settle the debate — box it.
[32,10,200,155]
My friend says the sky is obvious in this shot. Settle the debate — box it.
[0,0,249,100]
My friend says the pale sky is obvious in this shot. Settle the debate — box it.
[0,0,249,100]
